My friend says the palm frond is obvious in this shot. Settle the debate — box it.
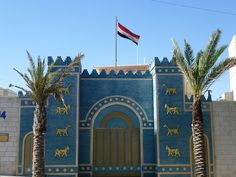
[9,84,29,94]
[172,29,234,96]
[184,40,194,66]
[199,29,221,75]
[172,38,194,89]
[53,89,65,106]
[204,29,221,59]
[203,57,236,92]
[192,51,202,82]
[197,45,227,93]
[13,52,84,105]
[23,74,35,91]
[13,68,33,87]
[27,68,36,83]
[26,50,36,74]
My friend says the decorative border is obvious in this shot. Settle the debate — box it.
[81,95,153,129]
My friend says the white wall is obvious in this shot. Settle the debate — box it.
[0,96,20,175]
[212,101,236,177]
[228,35,236,101]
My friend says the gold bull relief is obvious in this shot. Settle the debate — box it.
[162,84,177,95]
[164,104,179,115]
[55,146,69,157]
[56,104,70,115]
[163,124,179,136]
[56,125,71,136]
[166,145,180,157]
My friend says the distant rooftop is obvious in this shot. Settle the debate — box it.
[95,64,149,73]
[0,87,17,97]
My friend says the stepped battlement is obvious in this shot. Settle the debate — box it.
[80,69,152,78]
[185,94,212,102]
[47,56,76,66]
[47,56,81,73]
[150,57,177,67]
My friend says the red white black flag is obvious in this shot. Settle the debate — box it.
[117,22,140,45]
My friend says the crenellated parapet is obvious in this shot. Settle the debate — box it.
[184,93,212,102]
[80,69,152,79]
[47,56,82,73]
[150,57,176,67]
[184,93,212,111]
[149,57,182,74]
[18,91,29,98]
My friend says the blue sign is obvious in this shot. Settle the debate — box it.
[0,111,6,119]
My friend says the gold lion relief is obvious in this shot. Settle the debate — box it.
[56,125,71,136]
[164,104,179,115]
[162,84,177,95]
[55,146,70,157]
[56,104,70,115]
[163,124,179,136]
[166,145,180,157]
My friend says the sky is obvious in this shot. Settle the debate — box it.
[0,0,236,100]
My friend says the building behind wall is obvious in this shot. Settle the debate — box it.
[0,87,17,97]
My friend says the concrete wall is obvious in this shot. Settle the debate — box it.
[0,96,20,175]
[212,101,236,177]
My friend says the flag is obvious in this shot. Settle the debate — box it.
[117,22,140,45]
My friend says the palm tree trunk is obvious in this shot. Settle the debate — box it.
[32,103,46,177]
[192,96,207,177]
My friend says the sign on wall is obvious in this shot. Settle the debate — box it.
[0,111,6,119]
[0,133,9,142]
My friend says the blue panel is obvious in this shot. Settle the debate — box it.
[143,173,156,177]
[78,174,91,177]
[79,129,91,164]
[18,107,34,164]
[156,67,214,166]
[45,75,78,165]
[19,72,79,167]
[157,74,191,164]
[143,129,156,163]
[80,79,153,123]
[47,175,76,177]
[159,174,191,177]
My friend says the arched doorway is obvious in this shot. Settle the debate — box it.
[22,132,33,175]
[93,111,141,177]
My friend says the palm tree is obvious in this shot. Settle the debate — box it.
[172,29,236,177]
[9,52,84,177]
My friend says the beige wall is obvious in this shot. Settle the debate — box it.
[212,101,236,177]
[0,96,20,175]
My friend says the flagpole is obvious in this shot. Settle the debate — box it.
[115,17,118,72]
[136,45,139,65]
